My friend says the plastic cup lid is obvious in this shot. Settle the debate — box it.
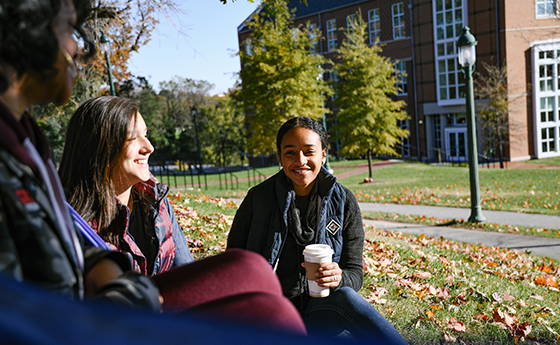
[303,244,333,256]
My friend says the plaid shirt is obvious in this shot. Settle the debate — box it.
[91,176,176,276]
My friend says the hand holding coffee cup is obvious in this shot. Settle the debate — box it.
[303,244,339,297]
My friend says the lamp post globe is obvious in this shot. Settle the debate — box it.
[100,32,116,96]
[457,27,485,223]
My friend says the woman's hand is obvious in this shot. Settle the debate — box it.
[84,258,124,297]
[301,262,343,288]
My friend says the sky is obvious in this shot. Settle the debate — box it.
[128,1,261,96]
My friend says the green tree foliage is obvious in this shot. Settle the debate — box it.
[155,77,214,163]
[199,94,247,167]
[159,77,214,129]
[35,1,183,158]
[475,62,509,169]
[237,0,332,154]
[332,12,408,178]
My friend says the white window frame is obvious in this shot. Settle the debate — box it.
[536,0,557,17]
[308,23,319,54]
[399,119,410,157]
[368,9,381,44]
[330,71,339,100]
[395,60,408,95]
[532,40,560,158]
[432,0,467,106]
[392,3,406,40]
[244,39,252,56]
[346,14,357,29]
[326,19,337,52]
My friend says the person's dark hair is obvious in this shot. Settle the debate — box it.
[0,0,95,93]
[59,96,139,246]
[276,117,329,153]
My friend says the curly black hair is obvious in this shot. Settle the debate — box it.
[0,0,94,93]
[276,117,329,153]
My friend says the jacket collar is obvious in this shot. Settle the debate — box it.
[0,101,51,178]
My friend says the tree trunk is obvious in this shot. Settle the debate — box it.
[497,132,504,169]
[367,150,373,179]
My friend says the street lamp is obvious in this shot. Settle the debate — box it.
[457,27,485,223]
[100,32,116,96]
[191,105,203,172]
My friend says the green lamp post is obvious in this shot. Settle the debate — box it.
[191,105,203,173]
[457,27,485,223]
[100,32,116,96]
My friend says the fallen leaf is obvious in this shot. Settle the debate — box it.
[492,292,503,302]
[447,317,466,332]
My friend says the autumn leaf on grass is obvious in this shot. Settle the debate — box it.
[366,287,388,305]
[474,312,489,322]
[492,292,503,302]
[446,317,466,332]
[493,308,532,339]
[535,274,558,287]
[493,308,516,329]
[413,270,432,279]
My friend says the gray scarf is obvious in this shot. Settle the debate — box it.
[287,180,320,247]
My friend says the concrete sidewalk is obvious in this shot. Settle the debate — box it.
[360,203,560,260]
[359,202,560,229]
[364,219,560,260]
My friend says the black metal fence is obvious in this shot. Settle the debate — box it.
[149,161,269,190]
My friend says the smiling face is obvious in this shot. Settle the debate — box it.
[279,127,327,196]
[26,0,78,106]
[111,113,154,194]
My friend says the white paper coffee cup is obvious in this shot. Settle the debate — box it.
[303,244,334,298]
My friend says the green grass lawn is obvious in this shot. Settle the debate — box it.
[522,157,560,166]
[171,192,560,345]
[338,162,560,215]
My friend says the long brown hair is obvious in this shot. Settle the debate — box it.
[59,96,139,245]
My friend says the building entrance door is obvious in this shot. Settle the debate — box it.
[445,127,467,162]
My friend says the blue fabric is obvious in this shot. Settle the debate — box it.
[302,287,408,345]
[168,196,194,266]
[66,202,109,250]
[0,273,345,345]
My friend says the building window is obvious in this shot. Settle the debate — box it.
[433,0,466,105]
[539,64,554,92]
[540,97,555,123]
[347,14,358,44]
[434,117,442,149]
[395,61,408,95]
[399,120,410,157]
[330,71,339,100]
[533,43,560,158]
[308,23,319,54]
[347,14,357,29]
[326,19,337,52]
[536,0,556,16]
[368,9,380,44]
[392,3,406,39]
[245,39,252,56]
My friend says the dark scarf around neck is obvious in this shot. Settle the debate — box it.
[287,178,320,247]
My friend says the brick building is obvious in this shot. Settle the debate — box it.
[238,0,560,162]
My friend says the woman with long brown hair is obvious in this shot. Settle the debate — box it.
[59,95,306,334]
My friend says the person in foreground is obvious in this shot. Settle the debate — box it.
[228,117,408,344]
[0,0,162,311]
[59,95,305,334]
